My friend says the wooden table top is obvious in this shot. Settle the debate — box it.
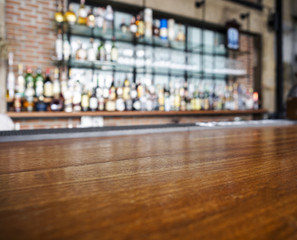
[0,125,297,239]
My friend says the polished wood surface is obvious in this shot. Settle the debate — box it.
[0,125,297,239]
[7,109,267,118]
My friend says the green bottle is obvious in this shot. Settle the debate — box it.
[34,68,44,97]
[25,66,35,96]
[111,37,118,62]
[97,41,106,61]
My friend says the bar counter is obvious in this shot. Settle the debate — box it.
[1,125,297,239]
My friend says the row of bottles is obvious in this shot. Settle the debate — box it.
[6,54,259,113]
[56,32,118,63]
[55,0,113,30]
[55,0,185,42]
[6,54,65,112]
[75,38,118,62]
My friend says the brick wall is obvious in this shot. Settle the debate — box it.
[5,0,57,72]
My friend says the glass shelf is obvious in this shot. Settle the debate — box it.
[66,24,113,40]
[65,24,228,56]
[63,24,243,78]
[66,24,187,52]
[68,59,239,78]
[115,29,134,42]
[69,59,134,72]
[187,43,227,56]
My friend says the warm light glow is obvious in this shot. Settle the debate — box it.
[253,92,259,102]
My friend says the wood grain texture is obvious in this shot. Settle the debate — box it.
[0,126,297,240]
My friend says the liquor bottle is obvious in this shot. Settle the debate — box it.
[34,68,44,98]
[186,97,191,111]
[23,66,35,112]
[63,34,71,61]
[14,93,22,112]
[50,92,63,111]
[35,96,47,112]
[123,76,130,100]
[97,41,106,61]
[73,80,82,112]
[105,43,111,62]
[81,88,89,111]
[122,77,131,110]
[176,24,185,42]
[211,89,218,110]
[158,86,165,111]
[182,81,189,111]
[120,18,128,33]
[159,19,168,40]
[136,14,144,38]
[153,19,160,37]
[52,68,61,97]
[180,97,186,111]
[25,66,35,97]
[116,87,125,111]
[216,88,224,110]
[151,86,159,110]
[64,3,76,24]
[55,1,64,24]
[104,5,114,30]
[60,69,68,97]
[174,88,180,111]
[168,19,175,41]
[95,8,104,29]
[63,88,73,112]
[109,80,116,101]
[191,91,197,110]
[227,85,235,110]
[200,89,205,110]
[164,89,171,112]
[23,90,34,112]
[195,85,201,110]
[43,68,53,98]
[237,84,245,110]
[146,86,153,111]
[244,88,252,110]
[16,64,25,98]
[233,83,239,110]
[75,41,87,60]
[144,8,153,38]
[103,78,110,100]
[105,80,116,111]
[136,79,144,99]
[89,89,98,111]
[6,52,15,103]
[87,38,97,62]
[131,83,140,111]
[63,83,73,112]
[129,16,137,35]
[139,89,147,111]
[253,91,259,110]
[87,8,96,28]
[97,81,105,110]
[111,37,118,62]
[63,69,73,112]
[94,74,102,110]
[77,0,87,25]
[56,28,63,61]
[169,83,175,110]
